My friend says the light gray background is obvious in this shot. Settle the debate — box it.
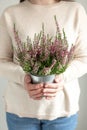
[0,0,87,130]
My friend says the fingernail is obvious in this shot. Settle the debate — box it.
[43,89,46,92]
[55,78,59,82]
[44,85,48,88]
[40,84,43,87]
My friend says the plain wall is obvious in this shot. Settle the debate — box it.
[0,0,87,130]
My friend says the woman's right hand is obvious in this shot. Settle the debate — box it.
[24,74,44,100]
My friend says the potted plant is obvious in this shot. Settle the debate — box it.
[13,16,75,83]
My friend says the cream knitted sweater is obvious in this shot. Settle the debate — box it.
[0,0,87,120]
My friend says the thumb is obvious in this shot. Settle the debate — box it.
[24,74,31,84]
[54,74,63,83]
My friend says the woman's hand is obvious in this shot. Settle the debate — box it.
[43,74,64,100]
[24,74,44,100]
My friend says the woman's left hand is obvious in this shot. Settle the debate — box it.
[43,74,64,100]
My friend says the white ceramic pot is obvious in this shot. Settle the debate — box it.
[29,73,55,84]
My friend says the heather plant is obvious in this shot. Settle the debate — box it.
[14,15,75,76]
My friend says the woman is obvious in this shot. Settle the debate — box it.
[0,0,87,130]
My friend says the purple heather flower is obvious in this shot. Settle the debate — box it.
[14,16,75,76]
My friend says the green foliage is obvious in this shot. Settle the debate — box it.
[14,15,75,76]
[22,61,31,72]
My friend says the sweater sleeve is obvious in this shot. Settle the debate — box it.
[0,10,26,86]
[63,5,87,83]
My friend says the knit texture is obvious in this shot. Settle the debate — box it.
[0,0,87,120]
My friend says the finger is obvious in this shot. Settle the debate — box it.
[44,81,64,90]
[26,83,43,91]
[43,92,56,97]
[44,83,58,89]
[43,86,63,95]
[29,91,43,99]
[45,96,55,100]
[33,97,43,100]
[43,88,58,93]
[29,88,43,96]
[24,74,31,84]
[32,92,43,99]
[54,74,63,83]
